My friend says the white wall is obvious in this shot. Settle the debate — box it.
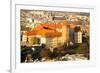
[0,0,99,73]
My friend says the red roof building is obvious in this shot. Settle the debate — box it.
[24,23,64,37]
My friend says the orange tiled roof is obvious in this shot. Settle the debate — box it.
[37,29,61,37]
[41,23,65,29]
[24,23,63,37]
[27,29,37,36]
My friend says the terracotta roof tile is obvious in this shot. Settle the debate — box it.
[24,23,63,37]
